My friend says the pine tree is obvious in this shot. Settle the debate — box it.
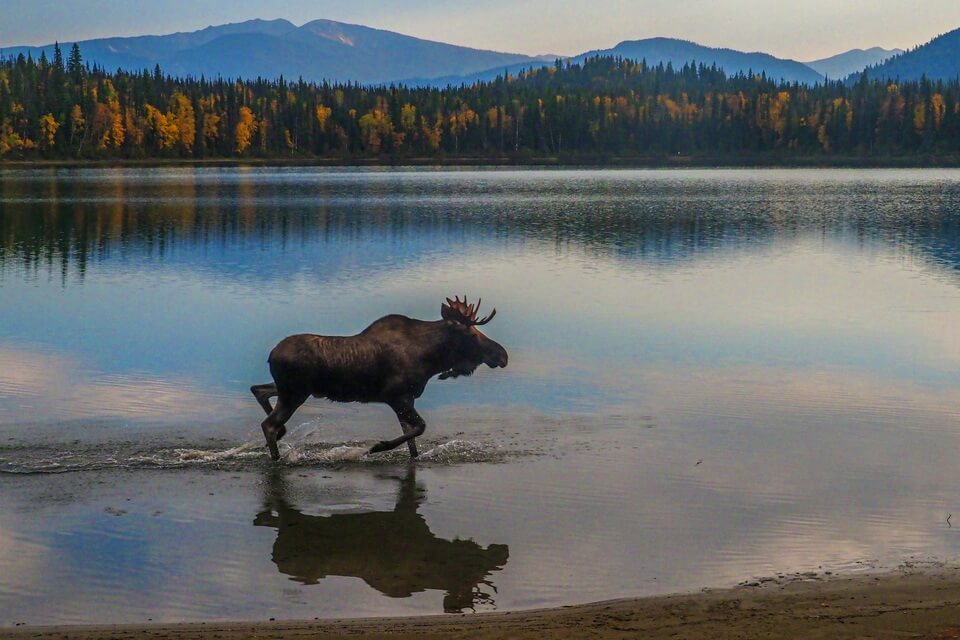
[67,43,83,83]
[53,43,64,73]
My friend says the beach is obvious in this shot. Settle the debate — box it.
[7,569,960,639]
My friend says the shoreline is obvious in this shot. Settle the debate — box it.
[2,155,960,169]
[8,568,960,639]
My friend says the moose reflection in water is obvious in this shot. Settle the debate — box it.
[253,466,509,613]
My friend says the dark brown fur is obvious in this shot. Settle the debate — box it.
[251,300,508,460]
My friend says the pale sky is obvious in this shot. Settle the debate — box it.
[2,0,959,61]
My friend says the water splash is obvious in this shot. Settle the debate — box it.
[0,437,517,474]
[283,444,369,463]
[419,439,493,462]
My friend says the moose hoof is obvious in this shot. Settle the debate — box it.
[369,441,392,454]
[267,442,280,461]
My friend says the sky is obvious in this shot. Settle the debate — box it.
[2,0,960,61]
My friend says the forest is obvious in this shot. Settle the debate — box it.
[1,42,959,161]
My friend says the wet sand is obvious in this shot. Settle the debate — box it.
[9,569,960,640]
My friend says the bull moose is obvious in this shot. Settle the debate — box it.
[251,296,508,460]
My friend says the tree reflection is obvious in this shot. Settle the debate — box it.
[4,170,960,283]
[253,466,509,613]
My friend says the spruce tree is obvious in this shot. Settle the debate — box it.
[67,43,83,83]
[53,42,64,72]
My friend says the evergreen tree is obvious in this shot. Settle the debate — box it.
[67,43,83,82]
[53,42,64,73]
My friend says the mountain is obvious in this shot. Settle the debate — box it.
[575,38,825,84]
[0,19,547,85]
[402,59,551,87]
[804,47,902,80]
[411,37,827,87]
[860,28,960,82]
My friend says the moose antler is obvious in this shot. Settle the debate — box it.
[441,295,497,326]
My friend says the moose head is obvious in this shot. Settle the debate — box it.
[438,296,508,379]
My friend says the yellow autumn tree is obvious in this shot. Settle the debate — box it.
[400,104,417,131]
[913,100,927,135]
[447,102,477,153]
[357,98,395,153]
[420,114,443,151]
[0,119,24,155]
[769,91,790,140]
[931,93,946,131]
[486,106,499,130]
[144,104,178,150]
[38,113,59,150]
[195,97,221,151]
[202,111,221,145]
[234,106,256,154]
[69,104,85,146]
[89,96,125,150]
[110,104,125,148]
[168,92,195,152]
[90,102,114,149]
[817,125,831,152]
[315,105,332,130]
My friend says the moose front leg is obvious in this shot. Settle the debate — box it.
[369,399,425,457]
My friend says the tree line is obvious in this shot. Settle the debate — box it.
[1,43,959,160]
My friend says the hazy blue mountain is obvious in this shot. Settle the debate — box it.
[578,38,825,84]
[401,60,552,87]
[805,47,902,80]
[0,19,297,72]
[410,37,826,87]
[860,28,960,82]
[0,18,545,84]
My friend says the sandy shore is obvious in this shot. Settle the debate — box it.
[7,568,960,640]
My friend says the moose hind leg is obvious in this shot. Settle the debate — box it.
[397,419,419,458]
[261,392,307,461]
[370,401,426,456]
[251,383,278,416]
[404,424,419,458]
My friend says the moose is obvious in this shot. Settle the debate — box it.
[251,296,508,460]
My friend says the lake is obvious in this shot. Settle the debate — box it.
[2,167,960,625]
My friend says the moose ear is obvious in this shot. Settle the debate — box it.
[441,302,456,321]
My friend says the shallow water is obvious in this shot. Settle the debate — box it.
[2,167,960,625]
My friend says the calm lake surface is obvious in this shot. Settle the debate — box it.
[2,167,960,625]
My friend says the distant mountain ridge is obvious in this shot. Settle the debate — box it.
[860,28,960,82]
[0,18,550,85]
[1,19,947,87]
[406,37,828,87]
[805,47,902,80]
[576,38,826,84]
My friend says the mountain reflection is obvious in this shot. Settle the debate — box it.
[253,466,509,613]
[4,168,960,283]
